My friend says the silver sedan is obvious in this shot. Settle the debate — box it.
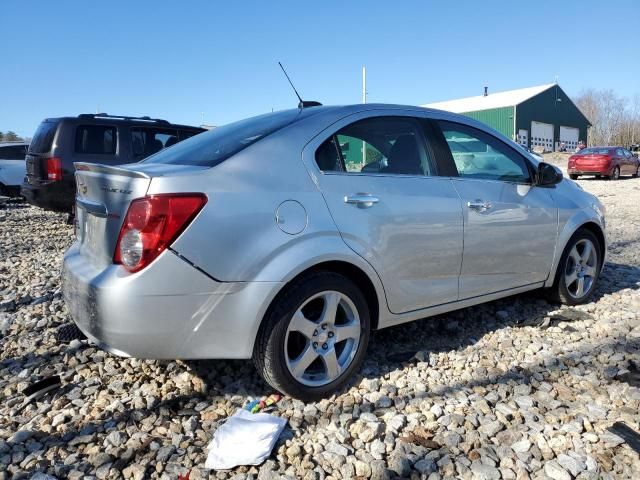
[63,104,606,400]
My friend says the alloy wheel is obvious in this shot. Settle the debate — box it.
[564,238,598,299]
[284,291,361,387]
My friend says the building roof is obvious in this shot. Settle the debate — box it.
[423,84,556,113]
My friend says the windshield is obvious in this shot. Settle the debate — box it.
[580,147,610,155]
[142,109,306,167]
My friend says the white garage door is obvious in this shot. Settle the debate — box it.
[531,121,554,152]
[559,126,579,152]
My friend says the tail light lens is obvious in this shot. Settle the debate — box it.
[47,157,62,181]
[114,193,207,272]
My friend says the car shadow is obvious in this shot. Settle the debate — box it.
[362,261,639,379]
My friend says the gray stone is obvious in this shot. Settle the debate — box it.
[544,460,571,480]
[325,441,349,457]
[470,462,501,480]
[414,458,437,475]
[389,454,411,477]
[479,420,503,437]
[557,453,586,476]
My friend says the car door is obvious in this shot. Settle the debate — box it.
[431,119,558,299]
[303,112,463,314]
[620,148,636,175]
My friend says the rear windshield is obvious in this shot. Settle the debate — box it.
[580,147,610,155]
[29,121,59,154]
[142,109,305,167]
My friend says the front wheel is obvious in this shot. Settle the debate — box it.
[254,272,370,401]
[609,166,620,180]
[547,229,601,305]
[569,174,579,180]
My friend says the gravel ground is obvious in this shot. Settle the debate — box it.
[1,173,639,480]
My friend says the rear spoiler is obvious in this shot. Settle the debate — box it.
[74,162,150,179]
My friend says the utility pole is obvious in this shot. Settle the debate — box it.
[362,65,367,167]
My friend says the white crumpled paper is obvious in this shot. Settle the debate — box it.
[205,408,287,470]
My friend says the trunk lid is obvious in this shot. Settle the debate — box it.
[74,162,209,268]
[75,163,152,267]
[574,154,609,169]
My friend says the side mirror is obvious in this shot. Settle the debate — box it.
[537,162,563,186]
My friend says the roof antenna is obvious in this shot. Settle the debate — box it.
[278,62,322,109]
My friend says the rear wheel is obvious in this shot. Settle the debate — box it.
[254,272,370,401]
[547,229,601,305]
[609,166,620,180]
[569,174,579,180]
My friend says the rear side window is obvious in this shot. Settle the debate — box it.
[437,121,531,183]
[142,109,305,167]
[131,127,179,158]
[0,145,28,160]
[316,116,435,176]
[75,125,117,155]
[29,121,58,154]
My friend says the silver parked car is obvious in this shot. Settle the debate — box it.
[63,104,606,400]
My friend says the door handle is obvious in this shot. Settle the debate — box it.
[467,199,493,212]
[344,193,379,208]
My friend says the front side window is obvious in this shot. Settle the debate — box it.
[315,116,434,176]
[75,125,116,155]
[438,121,531,183]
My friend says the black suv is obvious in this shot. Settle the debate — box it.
[22,114,205,212]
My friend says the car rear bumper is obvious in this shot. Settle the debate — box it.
[21,179,74,212]
[62,243,281,359]
[567,167,612,176]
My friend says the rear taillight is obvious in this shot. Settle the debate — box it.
[47,157,62,181]
[114,193,207,273]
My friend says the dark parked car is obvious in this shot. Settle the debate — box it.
[22,114,205,212]
[568,146,640,180]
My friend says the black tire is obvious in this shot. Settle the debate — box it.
[253,271,371,401]
[0,184,8,197]
[595,174,602,179]
[546,228,602,305]
[569,174,579,180]
[609,166,620,180]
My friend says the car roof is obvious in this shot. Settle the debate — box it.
[39,115,204,130]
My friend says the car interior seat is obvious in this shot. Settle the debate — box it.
[382,135,423,175]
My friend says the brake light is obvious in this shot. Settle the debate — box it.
[47,157,62,181]
[114,193,207,272]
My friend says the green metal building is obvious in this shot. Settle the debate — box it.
[424,84,591,152]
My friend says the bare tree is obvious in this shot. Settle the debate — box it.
[575,89,640,146]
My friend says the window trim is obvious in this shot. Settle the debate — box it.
[74,124,118,156]
[432,119,536,185]
[313,115,439,178]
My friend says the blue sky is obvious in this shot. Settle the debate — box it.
[2,0,639,137]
